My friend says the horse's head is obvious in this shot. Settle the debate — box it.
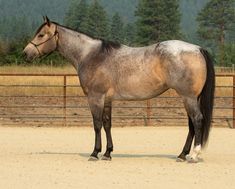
[23,16,59,61]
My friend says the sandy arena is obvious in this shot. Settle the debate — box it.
[0,126,234,189]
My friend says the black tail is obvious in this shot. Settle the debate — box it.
[199,48,215,147]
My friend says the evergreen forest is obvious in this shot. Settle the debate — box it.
[0,0,234,66]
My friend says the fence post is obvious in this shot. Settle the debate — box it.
[63,75,67,126]
[233,75,235,129]
[146,100,151,126]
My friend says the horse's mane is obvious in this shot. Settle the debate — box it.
[53,22,121,53]
[101,40,121,53]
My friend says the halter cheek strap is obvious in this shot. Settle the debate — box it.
[30,41,42,56]
[30,25,58,56]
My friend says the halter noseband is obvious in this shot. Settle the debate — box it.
[30,25,59,56]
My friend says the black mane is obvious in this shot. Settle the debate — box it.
[100,40,121,53]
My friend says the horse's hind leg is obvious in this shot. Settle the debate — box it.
[180,96,203,163]
[101,101,113,161]
[177,116,195,162]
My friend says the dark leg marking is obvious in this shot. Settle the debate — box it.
[179,97,203,163]
[88,94,105,161]
[102,102,113,161]
[177,116,195,162]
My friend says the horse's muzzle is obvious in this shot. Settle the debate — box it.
[23,47,37,62]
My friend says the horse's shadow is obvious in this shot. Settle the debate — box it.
[35,151,176,160]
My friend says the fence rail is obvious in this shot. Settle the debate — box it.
[0,73,234,128]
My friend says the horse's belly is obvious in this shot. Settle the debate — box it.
[113,90,166,101]
[113,80,168,100]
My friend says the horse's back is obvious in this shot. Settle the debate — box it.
[158,40,201,56]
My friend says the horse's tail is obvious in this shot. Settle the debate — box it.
[199,48,215,147]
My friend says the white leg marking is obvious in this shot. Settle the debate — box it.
[186,145,201,163]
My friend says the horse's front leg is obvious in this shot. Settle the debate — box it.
[101,101,113,161]
[88,93,105,161]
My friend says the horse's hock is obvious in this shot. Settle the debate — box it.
[0,73,234,128]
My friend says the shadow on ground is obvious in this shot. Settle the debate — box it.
[32,151,177,160]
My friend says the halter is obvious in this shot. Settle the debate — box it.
[30,25,59,56]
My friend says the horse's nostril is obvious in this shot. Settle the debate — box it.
[22,50,28,59]
[22,50,27,56]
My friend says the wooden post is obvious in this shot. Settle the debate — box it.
[233,75,235,129]
[63,76,67,126]
[146,100,151,126]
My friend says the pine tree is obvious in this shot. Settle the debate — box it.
[109,13,124,43]
[64,0,88,31]
[135,0,181,45]
[163,1,182,41]
[84,0,109,39]
[197,0,235,66]
[224,43,235,67]
[123,23,136,45]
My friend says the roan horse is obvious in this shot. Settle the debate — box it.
[23,17,215,163]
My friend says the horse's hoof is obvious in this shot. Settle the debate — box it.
[88,156,99,161]
[176,154,186,162]
[101,156,112,161]
[186,155,198,163]
[176,157,186,162]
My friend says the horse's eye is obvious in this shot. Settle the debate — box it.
[38,34,44,38]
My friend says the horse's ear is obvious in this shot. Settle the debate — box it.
[43,16,51,26]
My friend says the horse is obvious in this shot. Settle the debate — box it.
[23,17,215,163]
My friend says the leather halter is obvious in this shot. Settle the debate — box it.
[30,25,58,56]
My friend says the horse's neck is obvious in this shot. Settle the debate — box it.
[57,26,101,71]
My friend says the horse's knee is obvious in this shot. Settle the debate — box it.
[103,116,111,128]
[102,105,111,126]
[103,114,110,123]
[93,119,102,132]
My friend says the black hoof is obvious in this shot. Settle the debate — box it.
[101,155,112,161]
[176,153,187,162]
[88,156,99,161]
[176,157,186,162]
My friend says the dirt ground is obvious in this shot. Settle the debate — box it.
[0,126,234,189]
